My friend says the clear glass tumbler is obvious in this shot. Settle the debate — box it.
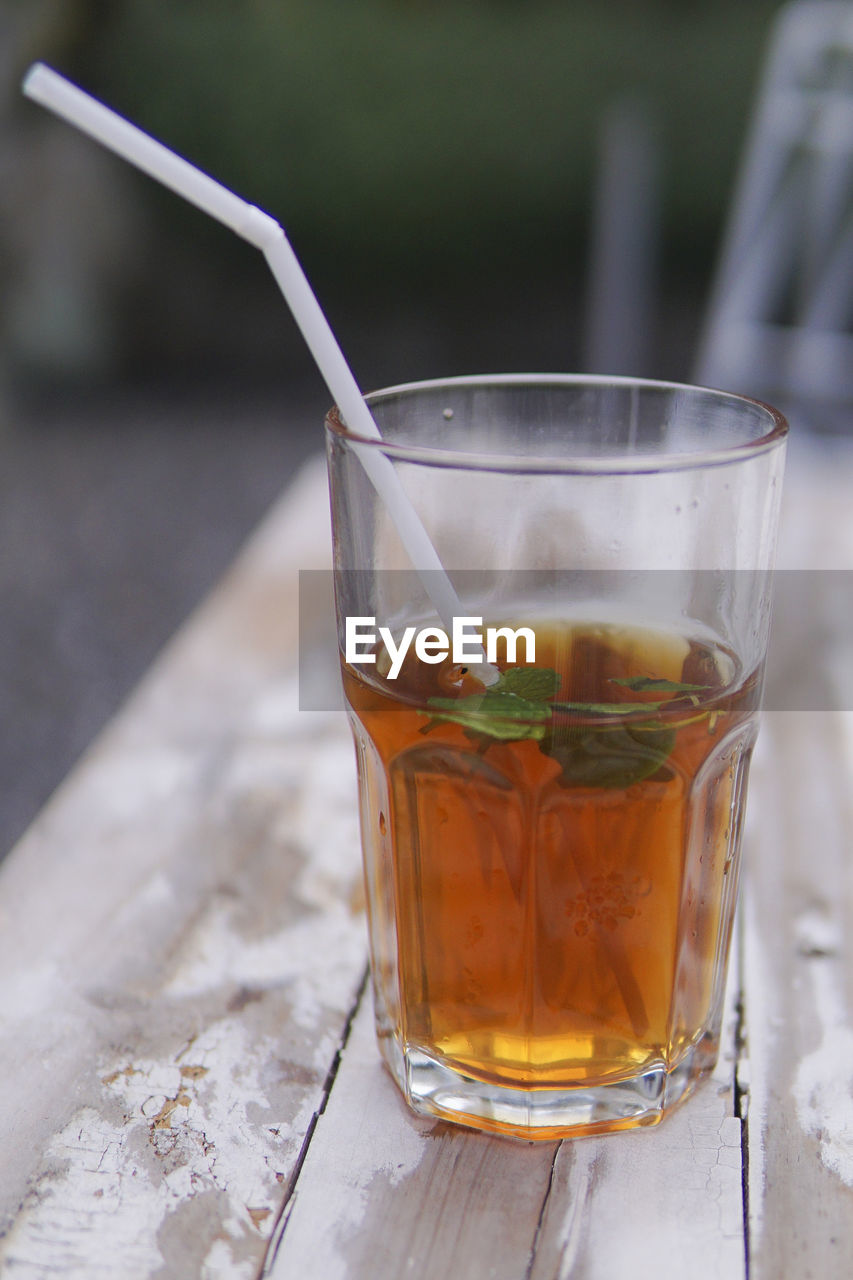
[325,374,787,1139]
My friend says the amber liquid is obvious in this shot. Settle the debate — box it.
[344,621,759,1095]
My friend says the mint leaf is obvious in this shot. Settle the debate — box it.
[421,663,707,783]
[609,676,706,693]
[498,667,561,701]
[424,690,552,741]
[545,721,676,789]
[423,667,560,742]
[554,700,671,716]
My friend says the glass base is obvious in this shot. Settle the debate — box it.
[380,1034,718,1140]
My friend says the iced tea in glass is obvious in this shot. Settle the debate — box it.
[326,376,787,1138]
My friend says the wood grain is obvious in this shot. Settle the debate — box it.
[741,440,853,1278]
[1,440,851,1277]
[743,714,853,1278]
[0,456,367,1278]
[269,938,745,1280]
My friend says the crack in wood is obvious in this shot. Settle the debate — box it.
[258,965,370,1279]
[734,919,751,1279]
[524,1140,563,1280]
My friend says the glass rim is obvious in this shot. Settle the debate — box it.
[324,372,789,475]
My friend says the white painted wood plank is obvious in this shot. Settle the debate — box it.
[742,712,853,1278]
[740,442,853,1276]
[270,940,744,1280]
[266,993,559,1280]
[4,437,851,1278]
[531,947,744,1280]
[0,456,369,1277]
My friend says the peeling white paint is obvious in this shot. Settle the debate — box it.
[162,724,365,1050]
[269,1000,434,1280]
[201,1239,256,1280]
[164,905,364,1040]
[740,815,775,1255]
[792,910,853,1187]
[2,1019,318,1279]
[0,456,364,1277]
[21,454,853,1274]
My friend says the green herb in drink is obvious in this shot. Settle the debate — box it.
[422,666,560,742]
[423,664,712,787]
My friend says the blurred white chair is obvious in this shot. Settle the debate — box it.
[583,96,661,378]
[695,1,853,430]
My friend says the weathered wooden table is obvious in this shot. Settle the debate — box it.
[1,440,851,1279]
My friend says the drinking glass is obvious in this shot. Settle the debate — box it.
[325,374,787,1139]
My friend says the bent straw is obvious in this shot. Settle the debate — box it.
[23,62,497,676]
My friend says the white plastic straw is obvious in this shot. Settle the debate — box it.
[22,62,496,674]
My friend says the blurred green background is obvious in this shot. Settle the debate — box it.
[0,0,796,857]
[6,0,787,390]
